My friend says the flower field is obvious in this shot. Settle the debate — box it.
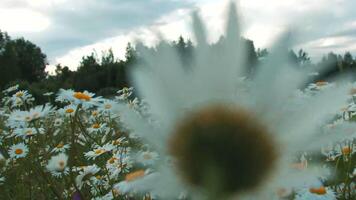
[0,80,354,200]
[0,3,355,200]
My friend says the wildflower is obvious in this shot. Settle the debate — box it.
[76,165,100,188]
[13,127,44,138]
[113,170,157,194]
[8,104,53,123]
[56,89,102,108]
[295,187,336,200]
[9,143,28,159]
[58,104,77,116]
[87,123,106,133]
[51,142,70,153]
[84,143,114,160]
[117,2,351,198]
[99,100,116,114]
[136,151,159,166]
[46,153,69,177]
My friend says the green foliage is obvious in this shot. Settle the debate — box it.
[0,30,47,89]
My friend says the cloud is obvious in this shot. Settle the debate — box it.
[3,0,356,70]
[55,0,356,69]
[0,0,192,59]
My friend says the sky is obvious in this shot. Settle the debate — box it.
[0,0,355,72]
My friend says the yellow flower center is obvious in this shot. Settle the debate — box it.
[95,149,104,154]
[65,108,74,113]
[56,143,64,148]
[125,170,145,182]
[32,113,39,118]
[59,161,65,169]
[25,130,33,135]
[15,148,23,155]
[25,116,32,122]
[112,140,121,145]
[104,104,112,109]
[108,157,117,164]
[315,81,327,87]
[73,92,91,101]
[143,153,152,160]
[350,88,356,95]
[169,105,277,194]
[309,186,327,195]
[92,123,100,129]
[92,111,98,116]
[342,146,351,155]
[15,91,24,97]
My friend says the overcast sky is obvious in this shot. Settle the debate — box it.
[0,0,355,72]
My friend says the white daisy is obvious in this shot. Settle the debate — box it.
[58,104,78,116]
[84,143,114,160]
[295,186,336,200]
[136,151,159,166]
[113,170,157,194]
[56,89,102,108]
[8,104,53,123]
[12,127,44,138]
[117,3,352,199]
[51,142,70,153]
[46,153,69,177]
[76,164,100,189]
[9,143,28,159]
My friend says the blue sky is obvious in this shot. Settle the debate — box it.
[0,0,355,71]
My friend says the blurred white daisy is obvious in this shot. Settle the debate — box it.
[8,104,53,123]
[46,153,69,177]
[295,186,336,200]
[117,2,352,199]
[113,170,158,194]
[9,143,28,159]
[136,151,159,166]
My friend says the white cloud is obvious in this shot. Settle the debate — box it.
[0,8,50,33]
[3,0,356,71]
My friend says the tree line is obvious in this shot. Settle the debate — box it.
[1,29,355,103]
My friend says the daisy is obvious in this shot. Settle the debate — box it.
[8,104,53,123]
[58,104,78,116]
[9,143,28,159]
[76,165,100,189]
[87,123,107,134]
[116,3,352,199]
[136,151,159,166]
[99,100,117,115]
[295,186,336,200]
[84,143,114,160]
[46,153,69,177]
[12,127,44,138]
[56,89,102,108]
[51,142,70,153]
